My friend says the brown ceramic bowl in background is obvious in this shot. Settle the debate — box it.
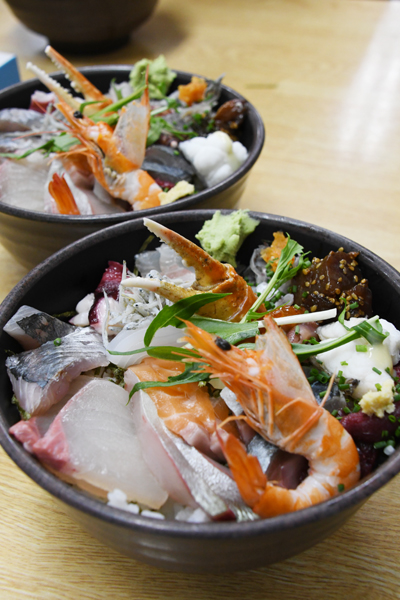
[3,0,159,53]
[0,66,264,269]
[0,209,399,573]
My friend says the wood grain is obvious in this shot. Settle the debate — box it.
[0,0,400,597]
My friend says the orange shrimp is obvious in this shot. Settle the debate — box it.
[48,173,80,215]
[121,218,258,322]
[127,357,237,460]
[182,316,360,518]
[27,48,162,210]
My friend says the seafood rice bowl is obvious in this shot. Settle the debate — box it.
[0,54,264,268]
[1,209,399,573]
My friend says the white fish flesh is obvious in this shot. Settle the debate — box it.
[6,327,109,416]
[0,108,50,132]
[108,325,184,369]
[9,375,93,452]
[0,153,50,212]
[30,378,167,508]
[131,389,257,521]
[4,305,75,350]
[135,243,195,285]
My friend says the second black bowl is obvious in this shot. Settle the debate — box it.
[0,67,265,268]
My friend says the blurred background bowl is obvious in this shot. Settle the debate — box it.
[0,66,265,269]
[0,209,399,573]
[2,0,159,54]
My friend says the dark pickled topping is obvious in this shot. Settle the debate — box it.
[356,442,378,478]
[266,449,309,490]
[215,337,231,351]
[214,99,247,138]
[142,145,196,184]
[88,261,123,326]
[73,110,83,119]
[292,250,372,318]
[340,401,400,443]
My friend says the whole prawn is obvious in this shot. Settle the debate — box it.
[184,316,360,518]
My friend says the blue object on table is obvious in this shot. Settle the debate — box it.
[0,53,20,90]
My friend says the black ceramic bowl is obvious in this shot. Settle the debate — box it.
[0,67,264,269]
[3,0,159,54]
[1,210,399,573]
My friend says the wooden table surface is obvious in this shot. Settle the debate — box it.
[1,0,400,597]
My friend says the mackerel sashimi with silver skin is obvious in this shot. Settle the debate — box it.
[5,213,400,522]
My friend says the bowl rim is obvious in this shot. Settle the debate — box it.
[0,66,265,226]
[1,208,400,538]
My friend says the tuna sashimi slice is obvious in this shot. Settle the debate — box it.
[32,379,167,509]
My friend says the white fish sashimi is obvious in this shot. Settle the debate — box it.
[135,243,195,286]
[9,375,93,452]
[131,389,257,521]
[6,328,109,416]
[0,154,49,212]
[31,379,167,508]
[4,306,41,350]
[107,325,184,368]
[4,305,75,350]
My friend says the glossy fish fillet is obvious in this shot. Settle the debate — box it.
[127,357,235,461]
[132,389,257,521]
[4,305,75,350]
[6,328,109,416]
[31,378,167,508]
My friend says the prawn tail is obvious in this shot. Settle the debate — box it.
[219,432,267,508]
[48,173,80,215]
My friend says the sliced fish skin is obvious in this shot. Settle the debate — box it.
[142,145,196,184]
[31,379,168,508]
[6,328,109,416]
[11,306,75,348]
[132,390,258,521]
[0,154,49,212]
[0,108,48,132]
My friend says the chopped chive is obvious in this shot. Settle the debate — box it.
[319,390,327,398]
[388,415,397,423]
[294,304,300,310]
[302,291,309,298]
[374,441,387,449]
[386,440,396,447]
[375,383,382,391]
[372,367,382,375]
[352,404,361,412]
[331,410,338,417]
[340,361,348,366]
[394,394,400,402]
[385,367,392,375]
[381,430,389,439]
[349,302,359,309]
[292,285,297,293]
[338,383,350,391]
[342,406,351,414]
[395,427,400,437]
[53,338,62,346]
[338,370,343,378]
[295,325,300,335]
[338,484,345,492]
[356,345,368,352]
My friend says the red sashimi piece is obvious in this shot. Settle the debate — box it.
[88,261,123,327]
